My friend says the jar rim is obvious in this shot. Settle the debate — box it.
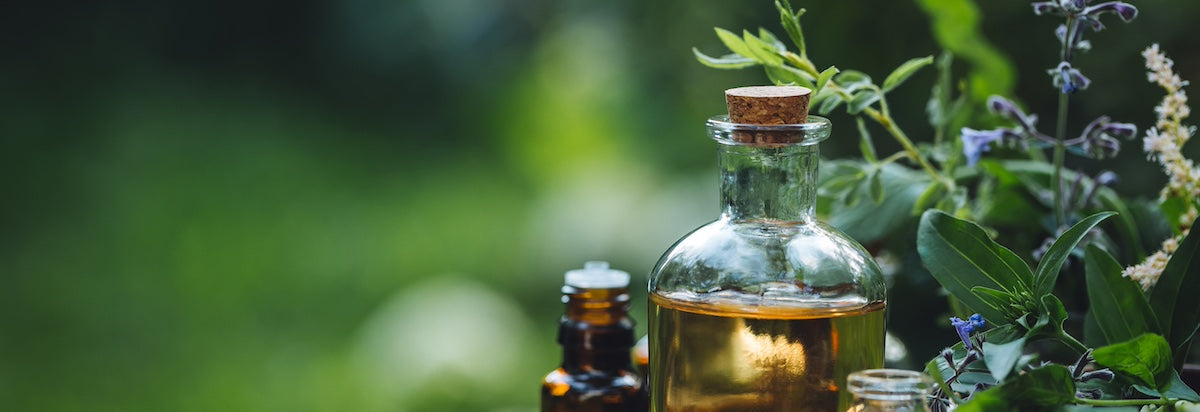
[847,369,933,400]
[706,115,832,146]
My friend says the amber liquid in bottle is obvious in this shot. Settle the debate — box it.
[542,263,648,412]
[649,291,884,412]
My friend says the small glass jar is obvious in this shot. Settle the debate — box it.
[846,369,932,412]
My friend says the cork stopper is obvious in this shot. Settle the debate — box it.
[725,85,811,144]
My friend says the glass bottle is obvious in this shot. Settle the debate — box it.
[845,369,932,412]
[648,108,887,411]
[542,261,648,412]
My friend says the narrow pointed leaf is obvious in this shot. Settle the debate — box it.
[855,117,877,163]
[918,210,1035,325]
[816,66,839,93]
[1034,211,1115,296]
[693,48,758,69]
[1149,215,1200,366]
[868,169,884,204]
[757,27,786,51]
[742,30,784,66]
[1084,244,1159,345]
[847,90,880,114]
[816,91,844,114]
[970,286,1015,320]
[774,0,806,56]
[882,55,935,92]
[714,27,755,60]
[764,65,814,89]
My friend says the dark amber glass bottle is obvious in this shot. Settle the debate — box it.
[542,262,648,412]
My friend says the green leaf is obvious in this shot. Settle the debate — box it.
[1161,195,1188,234]
[1034,211,1116,296]
[855,117,878,164]
[714,27,755,60]
[1149,215,1200,366]
[1085,244,1159,346]
[917,210,1036,326]
[692,48,758,69]
[1092,333,1173,391]
[970,286,1016,319]
[816,66,838,93]
[836,70,873,93]
[1132,368,1200,402]
[774,0,806,56]
[764,65,814,89]
[982,336,1026,382]
[847,90,880,114]
[882,55,935,92]
[867,168,884,204]
[956,388,1009,412]
[999,364,1076,407]
[915,0,1015,104]
[816,91,844,114]
[742,30,784,66]
[757,27,786,52]
[1026,294,1067,338]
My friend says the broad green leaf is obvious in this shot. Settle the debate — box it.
[816,66,838,93]
[1149,215,1200,366]
[774,0,806,56]
[1092,333,1173,391]
[742,30,784,66]
[1132,368,1200,402]
[714,28,755,60]
[882,55,935,92]
[826,164,928,244]
[999,365,1076,407]
[1034,211,1116,296]
[855,117,878,164]
[867,169,884,204]
[692,48,758,69]
[847,90,880,114]
[982,336,1026,382]
[1085,244,1159,345]
[917,210,1035,325]
[955,388,1009,412]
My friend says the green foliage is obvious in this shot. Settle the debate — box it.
[1148,215,1200,366]
[882,56,935,92]
[1093,334,1174,391]
[914,0,1015,104]
[1084,244,1159,346]
[1034,212,1117,296]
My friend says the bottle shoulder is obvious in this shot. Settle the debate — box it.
[542,368,645,394]
[648,218,886,303]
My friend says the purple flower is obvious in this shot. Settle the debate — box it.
[988,96,1039,133]
[950,314,986,349]
[1085,2,1138,22]
[1052,61,1091,94]
[1079,115,1137,158]
[961,127,1022,166]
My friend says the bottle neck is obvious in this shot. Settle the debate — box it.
[558,286,635,373]
[718,143,818,222]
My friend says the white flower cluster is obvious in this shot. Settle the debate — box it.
[1124,44,1198,290]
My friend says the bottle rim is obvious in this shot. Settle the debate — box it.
[847,369,933,401]
[706,115,832,146]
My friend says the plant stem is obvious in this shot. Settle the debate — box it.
[1075,398,1172,407]
[1055,329,1088,355]
[1053,90,1069,228]
[1051,16,1076,228]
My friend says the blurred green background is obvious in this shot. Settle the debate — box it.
[3,0,1197,410]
